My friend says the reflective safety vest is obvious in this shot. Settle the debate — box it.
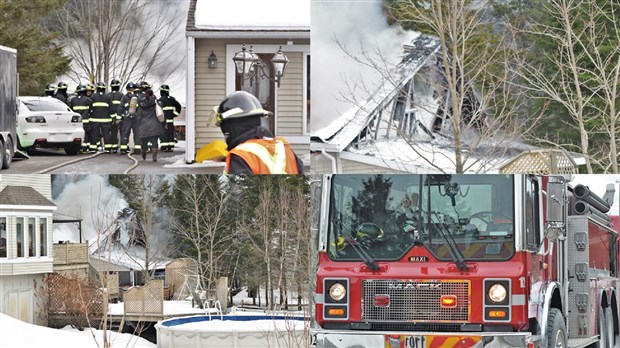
[226,137,299,174]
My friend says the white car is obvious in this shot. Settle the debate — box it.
[17,96,84,155]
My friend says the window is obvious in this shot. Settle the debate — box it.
[16,217,25,257]
[40,218,47,257]
[0,217,6,258]
[525,176,541,250]
[28,218,36,257]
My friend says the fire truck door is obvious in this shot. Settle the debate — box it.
[525,177,546,318]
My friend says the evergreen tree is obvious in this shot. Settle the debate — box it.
[0,0,71,95]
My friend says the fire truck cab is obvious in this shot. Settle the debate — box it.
[312,174,619,348]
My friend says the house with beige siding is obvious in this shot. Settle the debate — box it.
[184,0,310,164]
[0,175,55,324]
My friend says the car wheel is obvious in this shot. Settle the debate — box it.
[1,137,12,169]
[64,144,80,156]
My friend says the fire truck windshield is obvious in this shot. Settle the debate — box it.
[327,174,515,262]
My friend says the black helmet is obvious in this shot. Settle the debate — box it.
[96,82,106,92]
[214,91,271,126]
[76,84,87,93]
[110,79,121,90]
[57,82,68,90]
[45,84,56,94]
[138,81,151,90]
[160,84,170,92]
[126,82,136,91]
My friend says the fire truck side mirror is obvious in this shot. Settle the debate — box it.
[546,181,565,223]
[545,180,566,241]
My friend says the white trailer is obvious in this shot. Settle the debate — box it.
[0,45,18,169]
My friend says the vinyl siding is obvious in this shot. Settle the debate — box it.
[0,175,52,200]
[341,158,407,174]
[193,38,309,156]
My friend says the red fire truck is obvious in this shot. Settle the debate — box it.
[312,174,619,348]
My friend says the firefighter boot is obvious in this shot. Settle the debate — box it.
[152,148,158,162]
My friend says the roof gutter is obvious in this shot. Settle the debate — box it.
[321,149,338,174]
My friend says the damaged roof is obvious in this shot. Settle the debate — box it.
[311,33,441,152]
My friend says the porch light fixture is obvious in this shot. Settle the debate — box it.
[208,50,217,69]
[233,44,289,87]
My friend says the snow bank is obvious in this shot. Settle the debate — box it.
[0,313,154,348]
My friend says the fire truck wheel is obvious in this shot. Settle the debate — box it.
[546,308,567,348]
[597,305,611,348]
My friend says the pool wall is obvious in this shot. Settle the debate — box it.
[156,315,307,348]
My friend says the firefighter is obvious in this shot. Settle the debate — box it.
[68,84,93,153]
[214,91,303,174]
[118,82,141,155]
[44,84,55,97]
[158,84,181,152]
[137,88,164,161]
[54,82,69,105]
[90,82,113,153]
[86,83,95,98]
[107,79,124,153]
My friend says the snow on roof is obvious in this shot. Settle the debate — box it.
[311,33,438,151]
[194,0,310,31]
[90,245,171,271]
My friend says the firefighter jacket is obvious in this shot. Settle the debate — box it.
[137,95,164,138]
[226,137,301,174]
[69,95,92,126]
[107,91,124,121]
[90,91,112,123]
[118,92,137,119]
[158,95,181,125]
[54,92,68,105]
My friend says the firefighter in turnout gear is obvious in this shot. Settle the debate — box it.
[86,83,95,98]
[107,79,124,153]
[69,84,93,153]
[214,91,303,174]
[54,82,69,105]
[118,82,141,155]
[90,82,113,153]
[44,84,55,97]
[158,84,181,151]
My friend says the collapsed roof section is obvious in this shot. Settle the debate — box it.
[312,34,442,153]
[311,33,545,173]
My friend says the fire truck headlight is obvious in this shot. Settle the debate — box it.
[328,283,347,301]
[488,283,507,303]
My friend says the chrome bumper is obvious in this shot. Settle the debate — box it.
[310,329,534,348]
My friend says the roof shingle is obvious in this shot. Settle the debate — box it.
[0,186,56,207]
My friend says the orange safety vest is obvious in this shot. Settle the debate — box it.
[226,137,300,174]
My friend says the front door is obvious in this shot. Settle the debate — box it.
[235,53,276,133]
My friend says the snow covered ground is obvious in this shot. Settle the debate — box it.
[0,313,155,348]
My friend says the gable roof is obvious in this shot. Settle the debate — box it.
[0,185,56,207]
[186,0,310,35]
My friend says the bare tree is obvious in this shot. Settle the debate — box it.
[51,0,184,85]
[169,175,235,291]
[511,0,620,173]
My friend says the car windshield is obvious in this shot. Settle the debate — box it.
[327,174,515,262]
[21,99,70,112]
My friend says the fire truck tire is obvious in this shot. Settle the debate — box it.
[2,137,13,169]
[546,308,567,348]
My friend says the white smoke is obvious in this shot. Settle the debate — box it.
[52,175,128,244]
[311,0,415,131]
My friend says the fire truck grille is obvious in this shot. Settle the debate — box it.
[362,279,470,322]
